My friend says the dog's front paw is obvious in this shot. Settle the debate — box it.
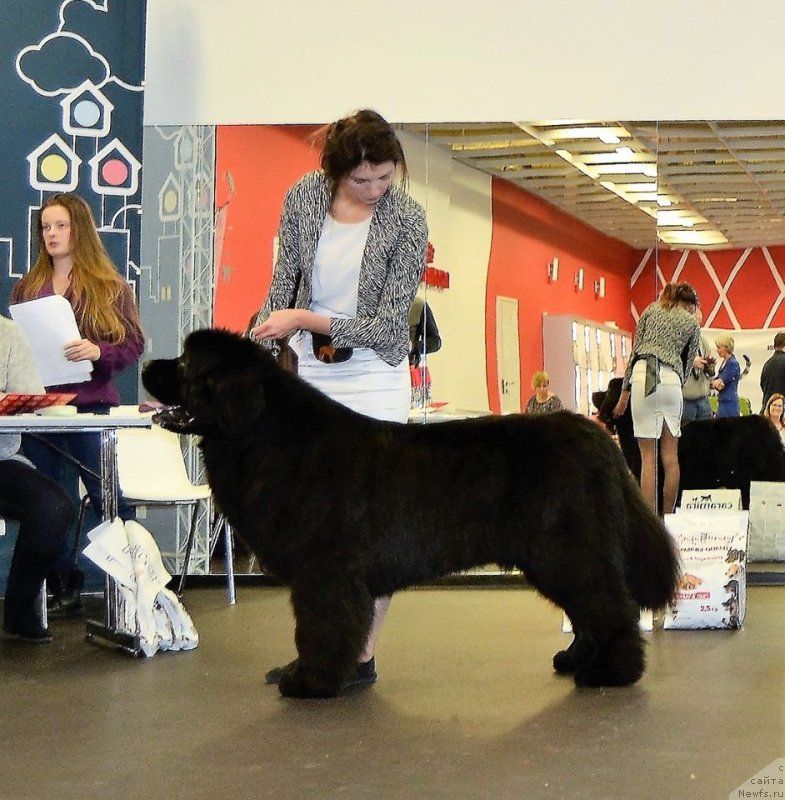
[278,666,342,699]
[572,636,644,688]
[553,648,579,674]
[553,634,593,675]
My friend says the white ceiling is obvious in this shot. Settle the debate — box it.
[402,121,785,251]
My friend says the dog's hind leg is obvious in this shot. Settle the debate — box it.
[526,565,645,687]
[552,627,595,675]
[562,594,645,688]
[279,572,374,699]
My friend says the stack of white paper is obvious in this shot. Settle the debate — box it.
[10,296,93,386]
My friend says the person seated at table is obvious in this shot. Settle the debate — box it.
[525,370,563,415]
[11,193,145,618]
[0,316,74,643]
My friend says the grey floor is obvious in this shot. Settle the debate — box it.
[1,584,783,800]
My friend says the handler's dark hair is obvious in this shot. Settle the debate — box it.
[773,331,785,349]
[659,281,698,310]
[319,109,408,193]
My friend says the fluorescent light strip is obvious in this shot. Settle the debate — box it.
[660,230,729,246]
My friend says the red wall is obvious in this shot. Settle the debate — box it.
[214,125,320,329]
[214,127,785,412]
[214,127,643,413]
[486,177,639,411]
[633,248,785,329]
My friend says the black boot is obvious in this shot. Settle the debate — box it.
[47,569,85,619]
[4,555,52,643]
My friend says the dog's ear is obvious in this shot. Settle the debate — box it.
[201,367,265,437]
[179,328,272,437]
[591,390,607,412]
[141,358,183,406]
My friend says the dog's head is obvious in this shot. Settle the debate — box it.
[590,377,625,431]
[142,328,275,437]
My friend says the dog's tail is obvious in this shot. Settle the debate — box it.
[623,479,680,610]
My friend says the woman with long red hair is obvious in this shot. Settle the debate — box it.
[11,193,145,617]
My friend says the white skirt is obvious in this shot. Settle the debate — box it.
[290,331,410,423]
[630,359,683,439]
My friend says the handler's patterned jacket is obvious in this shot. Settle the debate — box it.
[258,171,428,366]
[622,302,701,390]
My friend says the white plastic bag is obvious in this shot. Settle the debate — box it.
[748,481,785,561]
[82,517,135,589]
[155,587,199,651]
[82,517,198,655]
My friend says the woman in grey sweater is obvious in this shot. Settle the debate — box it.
[613,282,701,516]
[0,317,74,642]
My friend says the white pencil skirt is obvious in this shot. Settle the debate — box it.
[630,359,683,439]
[291,331,410,423]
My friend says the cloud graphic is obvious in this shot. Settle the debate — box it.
[16,31,110,97]
[61,0,144,90]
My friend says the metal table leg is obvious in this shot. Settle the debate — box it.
[84,428,141,655]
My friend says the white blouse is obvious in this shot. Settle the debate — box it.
[311,214,372,319]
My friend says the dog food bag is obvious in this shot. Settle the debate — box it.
[678,488,742,512]
[663,510,749,630]
[748,481,785,561]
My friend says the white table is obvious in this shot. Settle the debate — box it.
[408,406,492,424]
[0,412,153,654]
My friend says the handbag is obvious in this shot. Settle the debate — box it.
[274,337,299,373]
[247,273,301,373]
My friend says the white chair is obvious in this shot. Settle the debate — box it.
[103,408,236,603]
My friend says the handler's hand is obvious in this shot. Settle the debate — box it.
[612,390,630,418]
[64,339,100,362]
[250,309,301,341]
[693,355,707,370]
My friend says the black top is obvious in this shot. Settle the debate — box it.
[760,349,785,412]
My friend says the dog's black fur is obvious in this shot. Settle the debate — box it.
[595,378,785,508]
[142,329,679,698]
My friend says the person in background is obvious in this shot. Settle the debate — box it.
[712,334,741,418]
[0,316,74,643]
[525,370,563,415]
[759,331,785,413]
[250,109,428,691]
[11,193,145,619]
[681,307,715,426]
[762,393,785,446]
[612,282,701,516]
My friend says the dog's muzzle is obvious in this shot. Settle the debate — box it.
[152,405,205,435]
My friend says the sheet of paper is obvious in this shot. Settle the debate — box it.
[9,296,93,386]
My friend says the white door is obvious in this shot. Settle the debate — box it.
[496,296,521,414]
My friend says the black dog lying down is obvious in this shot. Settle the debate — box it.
[595,377,785,508]
[143,329,679,698]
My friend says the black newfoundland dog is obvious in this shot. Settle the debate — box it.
[594,377,785,507]
[142,329,679,698]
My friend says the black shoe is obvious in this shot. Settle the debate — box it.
[264,658,298,685]
[3,623,53,644]
[342,657,377,690]
[47,569,85,619]
[47,596,85,620]
[264,657,377,690]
